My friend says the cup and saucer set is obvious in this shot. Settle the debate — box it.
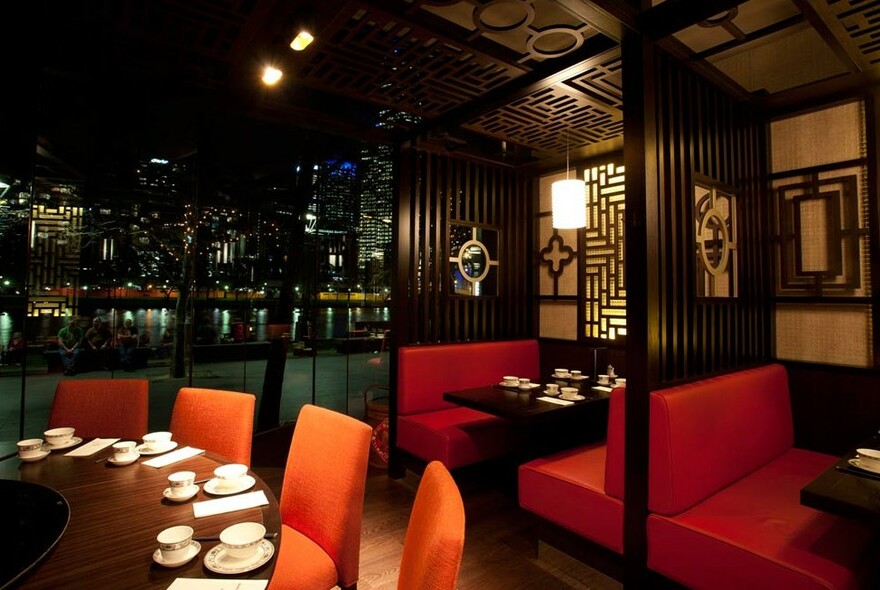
[18,427,82,462]
[163,470,200,502]
[203,522,275,574]
[136,431,178,456]
[203,463,257,496]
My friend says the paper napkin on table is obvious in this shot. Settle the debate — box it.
[64,438,120,457]
[592,385,613,393]
[166,578,268,589]
[193,490,269,518]
[143,446,205,468]
[537,396,574,406]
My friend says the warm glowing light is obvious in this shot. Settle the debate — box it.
[262,66,283,86]
[551,178,587,229]
[289,31,314,51]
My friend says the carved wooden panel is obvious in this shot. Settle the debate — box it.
[584,162,626,340]
[28,203,83,317]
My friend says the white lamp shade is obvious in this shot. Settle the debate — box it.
[551,178,587,229]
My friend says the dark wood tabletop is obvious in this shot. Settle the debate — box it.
[0,440,280,589]
[800,432,880,524]
[443,383,610,424]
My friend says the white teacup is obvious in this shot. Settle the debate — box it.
[220,522,266,560]
[142,431,173,451]
[168,471,196,496]
[112,440,139,462]
[157,525,194,562]
[560,387,579,400]
[18,438,44,459]
[517,378,531,389]
[570,370,582,379]
[614,378,626,386]
[554,368,569,377]
[44,427,75,447]
[597,374,610,385]
[545,383,559,395]
[214,463,248,489]
[502,375,518,386]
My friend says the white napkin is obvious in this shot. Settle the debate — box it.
[166,578,268,589]
[537,396,574,406]
[64,438,120,457]
[192,490,269,518]
[143,446,205,468]
[592,385,613,393]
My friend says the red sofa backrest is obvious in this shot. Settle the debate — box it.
[397,340,540,416]
[603,385,627,500]
[648,363,793,515]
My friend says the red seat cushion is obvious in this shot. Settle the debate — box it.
[397,408,513,469]
[647,448,877,590]
[519,443,624,553]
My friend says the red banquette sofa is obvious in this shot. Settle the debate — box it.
[396,339,539,469]
[519,364,878,589]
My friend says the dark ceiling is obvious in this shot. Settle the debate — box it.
[23,0,880,173]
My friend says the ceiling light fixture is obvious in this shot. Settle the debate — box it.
[551,131,586,229]
[262,66,283,86]
[290,30,314,51]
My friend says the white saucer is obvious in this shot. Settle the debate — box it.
[517,383,540,391]
[559,394,585,402]
[107,454,140,466]
[152,540,201,568]
[552,373,570,379]
[204,539,274,574]
[498,381,519,389]
[45,437,83,451]
[849,458,880,475]
[136,441,178,455]
[568,375,587,381]
[542,389,560,397]
[163,485,199,502]
[20,450,51,463]
[203,475,256,496]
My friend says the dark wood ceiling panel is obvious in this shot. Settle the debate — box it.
[461,50,623,157]
[811,0,880,68]
[296,3,527,119]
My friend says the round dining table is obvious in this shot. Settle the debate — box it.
[0,440,280,589]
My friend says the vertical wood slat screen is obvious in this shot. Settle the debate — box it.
[653,52,771,383]
[399,147,532,345]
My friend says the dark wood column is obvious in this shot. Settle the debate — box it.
[621,30,660,587]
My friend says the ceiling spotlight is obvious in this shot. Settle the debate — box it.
[290,30,314,51]
[262,66,283,86]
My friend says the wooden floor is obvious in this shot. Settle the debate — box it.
[253,451,622,590]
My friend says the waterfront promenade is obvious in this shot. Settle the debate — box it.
[0,349,389,449]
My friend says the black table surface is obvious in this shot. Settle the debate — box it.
[442,383,610,424]
[800,432,880,523]
[0,480,69,590]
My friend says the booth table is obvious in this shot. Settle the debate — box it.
[0,442,279,589]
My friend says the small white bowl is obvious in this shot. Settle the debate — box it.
[142,431,173,450]
[214,463,248,488]
[44,427,75,446]
[220,522,265,560]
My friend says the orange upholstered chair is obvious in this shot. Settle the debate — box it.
[47,379,149,440]
[169,387,255,465]
[398,461,466,590]
[269,404,372,590]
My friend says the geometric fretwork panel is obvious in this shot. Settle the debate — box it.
[27,203,83,317]
[297,5,525,119]
[584,162,625,340]
[463,81,623,157]
[815,0,880,67]
[773,168,869,296]
[694,179,737,298]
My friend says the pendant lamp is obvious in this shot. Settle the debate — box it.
[551,133,586,229]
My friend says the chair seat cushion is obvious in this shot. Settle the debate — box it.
[269,524,339,590]
[647,448,877,590]
[397,407,513,469]
[519,443,624,553]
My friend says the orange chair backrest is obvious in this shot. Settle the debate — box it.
[47,379,149,440]
[398,461,466,590]
[169,387,255,465]
[280,404,372,588]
